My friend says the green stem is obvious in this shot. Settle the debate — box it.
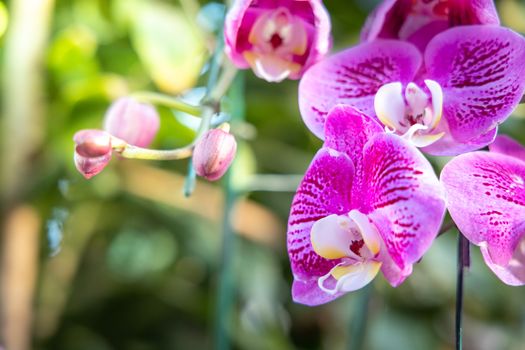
[215,72,245,350]
[349,283,373,350]
[455,234,469,350]
[114,106,213,161]
[131,91,202,116]
[215,169,237,350]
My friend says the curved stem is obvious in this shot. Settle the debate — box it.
[455,233,470,350]
[132,91,202,116]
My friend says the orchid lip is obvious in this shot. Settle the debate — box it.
[310,211,383,295]
[374,79,444,147]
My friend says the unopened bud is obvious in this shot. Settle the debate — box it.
[73,130,112,179]
[103,97,160,147]
[193,128,237,181]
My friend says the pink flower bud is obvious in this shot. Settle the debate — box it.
[193,129,237,181]
[73,130,112,179]
[224,0,331,82]
[103,97,160,148]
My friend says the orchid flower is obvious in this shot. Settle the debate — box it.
[441,135,525,286]
[299,25,525,156]
[361,0,499,51]
[224,0,331,82]
[288,105,445,305]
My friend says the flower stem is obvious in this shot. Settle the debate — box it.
[349,283,372,350]
[215,72,245,350]
[113,106,213,161]
[455,233,470,350]
[131,91,202,116]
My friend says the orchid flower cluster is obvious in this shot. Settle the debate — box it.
[73,0,525,309]
[224,0,525,305]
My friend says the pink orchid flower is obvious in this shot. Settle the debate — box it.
[299,25,525,156]
[224,0,331,82]
[288,105,445,305]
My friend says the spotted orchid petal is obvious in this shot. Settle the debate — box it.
[361,133,446,277]
[441,151,525,285]
[480,239,525,286]
[425,25,525,145]
[489,135,525,163]
[288,148,354,304]
[299,40,422,138]
[324,105,383,171]
[422,125,497,156]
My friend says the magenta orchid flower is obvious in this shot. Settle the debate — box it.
[299,25,525,156]
[361,0,499,51]
[224,0,331,82]
[288,105,445,305]
[441,135,525,286]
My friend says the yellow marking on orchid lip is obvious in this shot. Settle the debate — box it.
[312,246,348,260]
[330,261,382,280]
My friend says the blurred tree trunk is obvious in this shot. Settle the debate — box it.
[0,0,55,349]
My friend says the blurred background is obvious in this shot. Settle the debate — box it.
[0,0,525,349]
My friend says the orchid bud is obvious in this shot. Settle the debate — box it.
[73,130,112,179]
[193,127,237,181]
[224,0,331,83]
[103,97,160,148]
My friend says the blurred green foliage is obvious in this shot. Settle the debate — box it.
[0,0,525,349]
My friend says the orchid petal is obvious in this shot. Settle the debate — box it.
[324,105,383,170]
[292,278,340,306]
[480,239,525,286]
[310,214,356,260]
[422,125,497,156]
[489,135,525,163]
[319,261,382,295]
[441,152,525,267]
[374,82,405,131]
[361,133,445,270]
[424,79,443,128]
[425,25,525,143]
[244,51,299,82]
[348,210,382,256]
[287,148,354,281]
[299,40,422,139]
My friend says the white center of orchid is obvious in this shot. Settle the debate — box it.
[374,79,445,147]
[311,210,382,295]
[244,7,308,82]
